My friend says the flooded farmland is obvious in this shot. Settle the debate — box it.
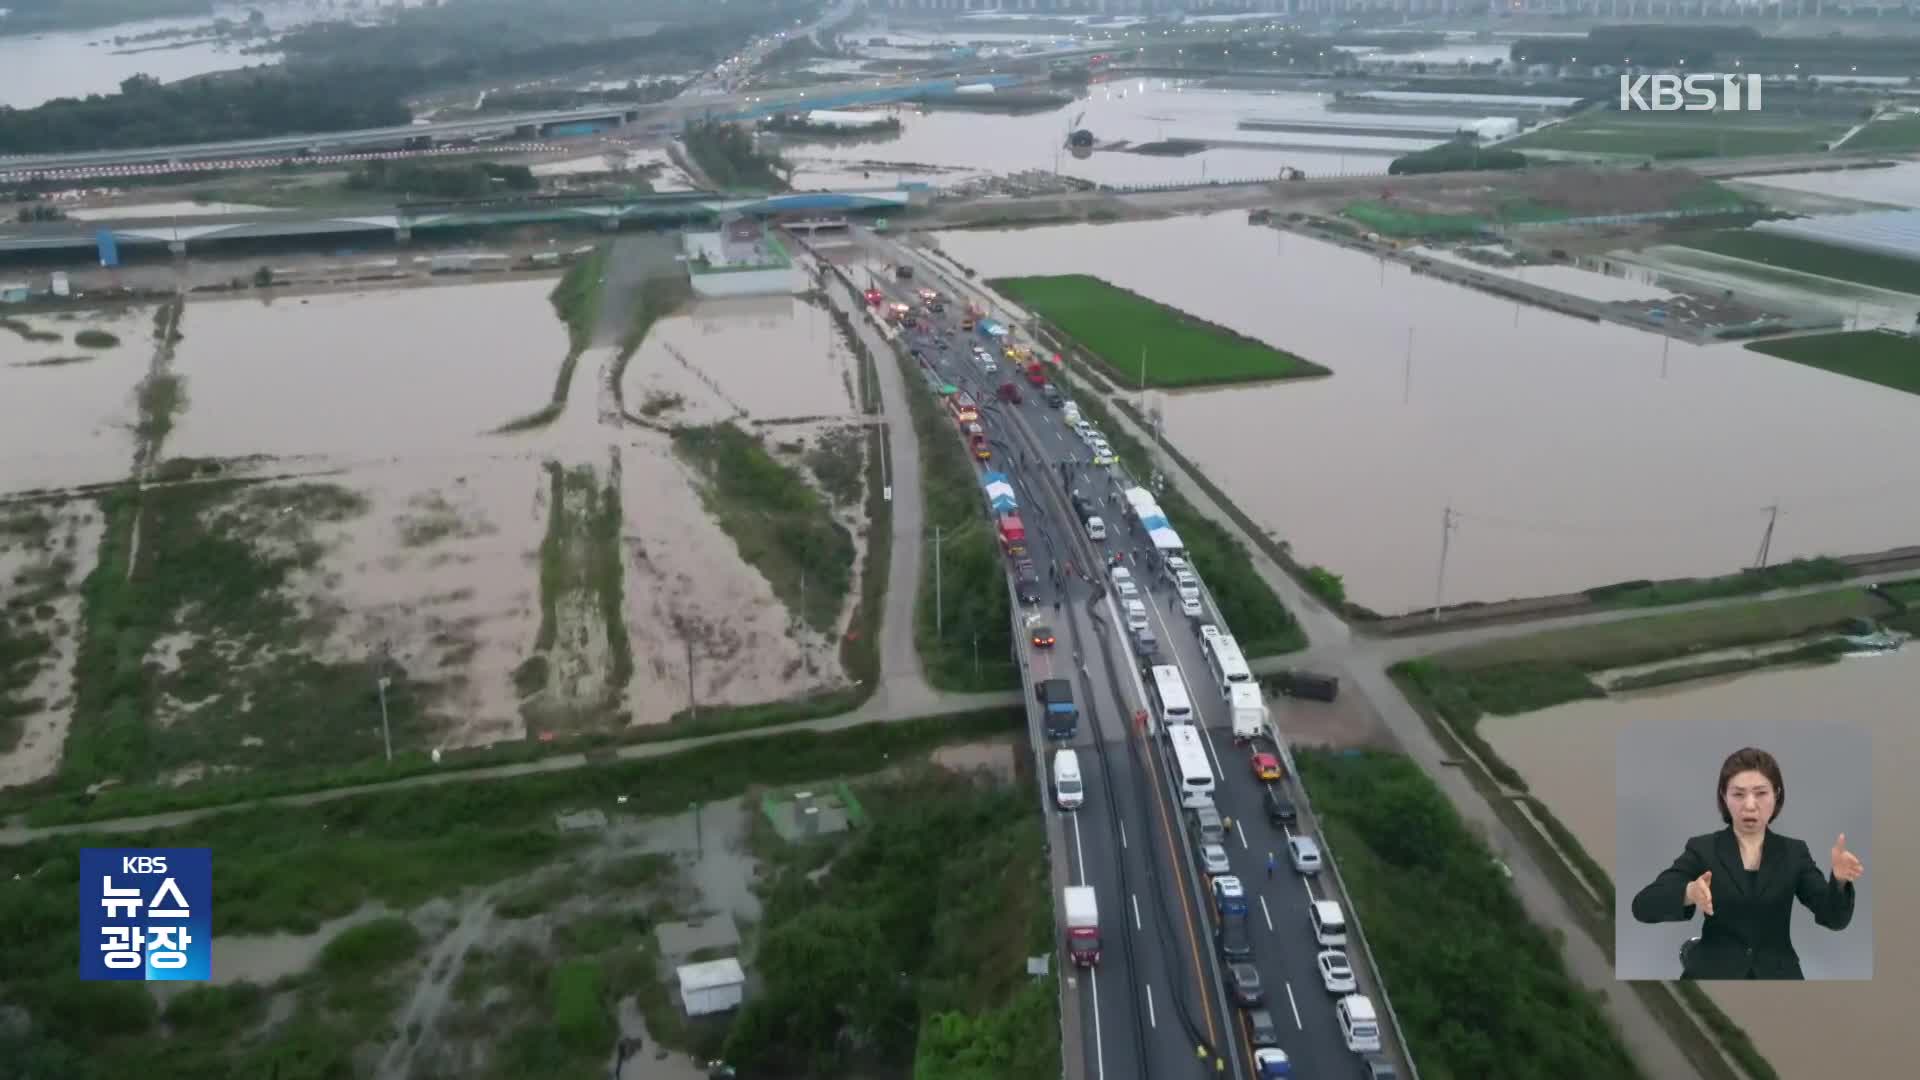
[1,305,154,494]
[775,82,1441,190]
[164,280,567,460]
[0,266,869,787]
[1480,652,1918,1080]
[934,213,1920,613]
[1734,162,1920,210]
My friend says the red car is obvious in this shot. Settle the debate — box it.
[1251,752,1282,782]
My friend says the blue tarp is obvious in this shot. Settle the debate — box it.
[1140,513,1170,533]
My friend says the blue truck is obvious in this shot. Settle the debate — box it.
[1036,677,1077,740]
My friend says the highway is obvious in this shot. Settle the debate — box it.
[860,241,1411,1080]
[874,272,1242,1080]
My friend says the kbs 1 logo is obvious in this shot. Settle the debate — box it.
[1620,73,1764,112]
[79,848,211,982]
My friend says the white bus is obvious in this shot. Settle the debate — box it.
[1149,664,1194,726]
[1165,723,1216,808]
[1201,631,1253,697]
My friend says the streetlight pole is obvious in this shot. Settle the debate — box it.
[376,675,393,764]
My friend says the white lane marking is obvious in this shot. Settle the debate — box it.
[1132,893,1142,932]
[1091,968,1107,1080]
[1235,818,1248,850]
[1285,981,1302,1030]
[1259,894,1274,932]
[1072,812,1087,885]
[1301,875,1316,905]
[1145,982,1157,1028]
[1119,820,1127,849]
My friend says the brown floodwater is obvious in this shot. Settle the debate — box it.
[935,213,1920,613]
[163,280,567,461]
[780,82,1431,190]
[1482,652,1918,1080]
[0,306,152,494]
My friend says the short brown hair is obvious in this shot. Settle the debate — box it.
[1718,747,1785,825]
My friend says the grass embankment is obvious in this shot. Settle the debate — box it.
[1297,748,1643,1080]
[495,245,609,433]
[609,273,693,419]
[1841,113,1920,152]
[516,461,630,724]
[1746,330,1920,397]
[61,479,433,788]
[1582,556,1853,609]
[1506,111,1847,158]
[987,273,1329,388]
[0,315,62,343]
[0,706,1023,1080]
[1675,232,1920,298]
[724,770,1057,1078]
[673,422,856,634]
[1395,587,1887,785]
[1062,380,1308,656]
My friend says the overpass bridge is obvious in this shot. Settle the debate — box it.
[0,189,920,260]
[0,74,1027,180]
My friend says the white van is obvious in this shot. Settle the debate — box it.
[1085,515,1107,541]
[1310,900,1348,947]
[1338,994,1382,1053]
[1053,749,1084,810]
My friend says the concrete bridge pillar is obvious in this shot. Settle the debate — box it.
[603,217,621,232]
[168,239,187,256]
[394,225,411,243]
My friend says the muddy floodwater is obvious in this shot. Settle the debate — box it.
[778,83,1440,190]
[1480,651,1919,1080]
[935,213,1920,613]
[0,305,152,494]
[622,295,860,424]
[1736,162,1920,210]
[164,280,567,461]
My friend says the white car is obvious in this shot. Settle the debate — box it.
[1124,599,1149,632]
[1211,875,1244,914]
[1199,843,1232,876]
[1180,594,1204,618]
[1092,450,1116,467]
[1317,950,1356,993]
[1085,515,1107,541]
[1091,438,1112,457]
[1288,835,1323,875]
[1109,565,1133,589]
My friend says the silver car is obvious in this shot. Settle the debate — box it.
[1200,843,1232,876]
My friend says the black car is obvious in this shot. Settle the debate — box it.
[1263,785,1298,827]
[1014,560,1041,604]
[1225,962,1264,1007]
[1042,385,1064,407]
[1215,911,1253,961]
[1246,1009,1281,1048]
[1070,491,1094,520]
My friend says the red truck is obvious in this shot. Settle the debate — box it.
[996,380,1022,404]
[997,513,1026,556]
[1024,361,1047,387]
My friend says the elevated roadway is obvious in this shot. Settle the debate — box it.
[854,268,1242,1080]
[864,238,1414,1080]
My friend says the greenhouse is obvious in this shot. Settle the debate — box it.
[1753,208,1920,266]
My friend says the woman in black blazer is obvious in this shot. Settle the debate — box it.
[1631,746,1863,980]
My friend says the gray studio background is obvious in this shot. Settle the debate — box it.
[1615,717,1873,981]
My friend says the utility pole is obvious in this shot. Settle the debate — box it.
[374,641,392,764]
[1661,331,1671,380]
[1755,502,1779,569]
[685,630,697,719]
[1431,506,1458,622]
[933,525,944,637]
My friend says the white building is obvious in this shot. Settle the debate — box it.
[682,216,800,298]
[676,957,746,1017]
[802,109,893,130]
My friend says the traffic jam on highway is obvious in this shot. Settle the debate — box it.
[861,261,1402,1080]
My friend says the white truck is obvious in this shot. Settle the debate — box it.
[1063,885,1101,967]
[1229,682,1269,742]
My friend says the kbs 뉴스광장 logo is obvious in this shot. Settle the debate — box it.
[79,848,212,982]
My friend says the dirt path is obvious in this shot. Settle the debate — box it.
[123,292,187,581]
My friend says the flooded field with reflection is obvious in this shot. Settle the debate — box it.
[935,213,1920,612]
